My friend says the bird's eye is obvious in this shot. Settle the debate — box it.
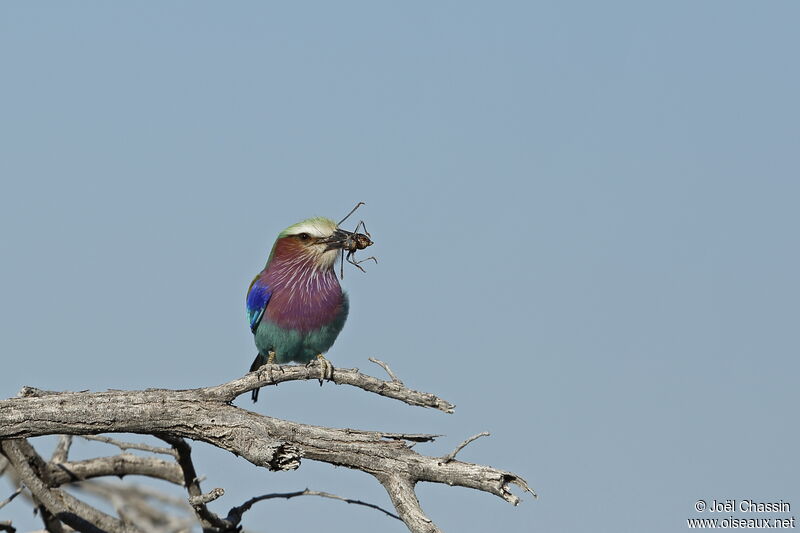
[298,232,311,241]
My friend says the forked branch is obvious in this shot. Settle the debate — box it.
[0,361,532,533]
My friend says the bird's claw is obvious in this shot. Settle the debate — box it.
[309,354,334,385]
[266,364,284,383]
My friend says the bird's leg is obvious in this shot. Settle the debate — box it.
[265,350,283,381]
[250,351,282,403]
[309,353,334,385]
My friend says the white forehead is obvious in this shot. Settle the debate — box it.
[282,217,337,238]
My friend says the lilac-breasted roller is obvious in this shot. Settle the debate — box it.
[246,216,354,402]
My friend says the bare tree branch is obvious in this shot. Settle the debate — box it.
[51,436,73,464]
[0,439,140,533]
[368,357,404,385]
[73,481,195,533]
[0,364,531,533]
[379,475,438,533]
[226,488,401,523]
[205,363,456,413]
[2,440,68,533]
[0,486,24,510]
[3,450,187,530]
[48,455,184,486]
[75,480,191,511]
[156,435,233,531]
[439,432,491,464]
[79,435,177,458]
[188,488,224,507]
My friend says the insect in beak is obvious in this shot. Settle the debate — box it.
[331,202,378,279]
[319,229,356,252]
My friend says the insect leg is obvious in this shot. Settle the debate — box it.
[345,250,369,273]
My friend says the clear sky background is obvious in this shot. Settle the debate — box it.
[1,2,798,532]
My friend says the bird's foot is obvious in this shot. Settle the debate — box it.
[309,354,334,385]
[251,351,283,402]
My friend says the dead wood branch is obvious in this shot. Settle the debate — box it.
[73,480,195,533]
[226,488,401,522]
[0,439,139,533]
[48,455,184,486]
[156,435,232,531]
[0,363,532,533]
[80,435,177,458]
[0,486,23,510]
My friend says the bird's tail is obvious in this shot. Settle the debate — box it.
[249,353,268,402]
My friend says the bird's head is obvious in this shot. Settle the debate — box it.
[268,216,356,270]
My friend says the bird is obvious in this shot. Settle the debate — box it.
[246,216,354,402]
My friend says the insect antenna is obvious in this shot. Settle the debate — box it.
[337,201,366,226]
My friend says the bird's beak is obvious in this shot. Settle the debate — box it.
[319,229,353,252]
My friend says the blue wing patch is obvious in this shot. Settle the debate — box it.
[246,277,272,333]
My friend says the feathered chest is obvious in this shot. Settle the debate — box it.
[262,261,344,332]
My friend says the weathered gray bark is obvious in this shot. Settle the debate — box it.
[0,361,534,533]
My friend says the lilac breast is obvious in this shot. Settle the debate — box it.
[263,259,344,332]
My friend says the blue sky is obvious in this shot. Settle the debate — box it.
[1,2,798,532]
